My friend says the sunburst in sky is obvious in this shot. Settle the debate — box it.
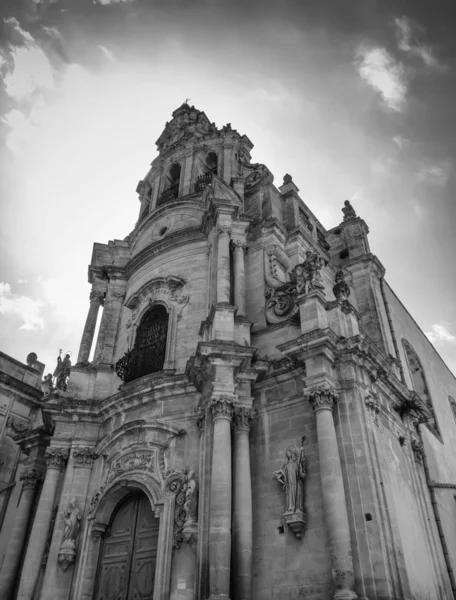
[0,0,455,376]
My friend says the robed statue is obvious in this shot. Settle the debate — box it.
[290,250,325,296]
[53,350,72,391]
[273,442,307,513]
[63,498,81,543]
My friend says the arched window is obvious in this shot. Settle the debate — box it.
[402,339,441,438]
[115,305,169,382]
[195,151,218,192]
[204,151,218,175]
[158,163,181,205]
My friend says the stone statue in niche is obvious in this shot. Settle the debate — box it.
[57,498,81,571]
[53,350,72,392]
[273,438,307,539]
[333,270,351,302]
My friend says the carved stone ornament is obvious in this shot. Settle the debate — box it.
[72,447,98,467]
[6,417,29,436]
[209,395,235,420]
[45,447,70,471]
[53,352,72,392]
[304,384,339,412]
[89,290,105,306]
[20,468,43,490]
[333,270,351,302]
[217,224,232,237]
[155,104,217,153]
[58,498,81,572]
[195,406,205,436]
[283,173,293,184]
[273,440,307,539]
[233,406,256,432]
[411,438,424,464]
[165,468,199,549]
[242,162,273,191]
[87,491,101,520]
[342,199,357,221]
[365,394,380,426]
[290,250,325,296]
[102,451,156,490]
[110,290,126,302]
[128,276,189,325]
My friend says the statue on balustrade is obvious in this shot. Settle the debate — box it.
[291,250,325,296]
[53,350,72,391]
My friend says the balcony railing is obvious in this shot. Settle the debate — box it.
[195,172,213,192]
[157,183,179,206]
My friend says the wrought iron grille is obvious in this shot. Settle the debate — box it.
[115,307,169,383]
[157,183,179,206]
[195,172,213,192]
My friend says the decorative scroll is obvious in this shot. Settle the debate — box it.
[165,468,199,549]
[273,438,307,539]
[58,498,81,571]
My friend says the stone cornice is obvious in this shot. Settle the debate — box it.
[0,373,43,404]
[344,253,386,279]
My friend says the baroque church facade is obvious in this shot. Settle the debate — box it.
[1,103,456,600]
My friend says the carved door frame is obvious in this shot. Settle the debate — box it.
[74,475,175,600]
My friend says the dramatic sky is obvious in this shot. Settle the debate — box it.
[0,0,455,377]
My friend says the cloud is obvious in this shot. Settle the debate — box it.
[393,135,408,149]
[3,44,55,101]
[96,0,136,4]
[98,45,116,63]
[355,44,408,111]
[0,282,45,331]
[4,17,35,45]
[41,26,61,39]
[426,322,456,345]
[418,161,451,186]
[395,16,443,69]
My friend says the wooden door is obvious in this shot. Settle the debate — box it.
[95,493,158,600]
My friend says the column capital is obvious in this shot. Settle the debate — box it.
[231,239,248,252]
[209,395,235,421]
[45,447,70,471]
[304,383,339,412]
[217,224,232,238]
[233,405,255,432]
[72,447,98,468]
[20,468,43,490]
[89,290,105,306]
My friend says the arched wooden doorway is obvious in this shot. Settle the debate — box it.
[94,491,159,600]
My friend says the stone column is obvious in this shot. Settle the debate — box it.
[17,448,69,600]
[232,241,247,316]
[232,406,255,600]
[305,384,357,600]
[0,469,42,599]
[208,395,234,599]
[217,226,231,304]
[93,285,125,365]
[77,291,104,364]
[40,447,98,600]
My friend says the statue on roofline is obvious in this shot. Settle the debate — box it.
[53,350,72,391]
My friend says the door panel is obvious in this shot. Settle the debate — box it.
[128,495,159,600]
[95,494,158,600]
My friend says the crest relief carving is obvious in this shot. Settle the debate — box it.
[101,450,157,492]
[127,276,189,326]
[264,246,327,325]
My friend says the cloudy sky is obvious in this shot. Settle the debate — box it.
[0,0,455,378]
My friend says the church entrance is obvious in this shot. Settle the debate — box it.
[95,492,159,600]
